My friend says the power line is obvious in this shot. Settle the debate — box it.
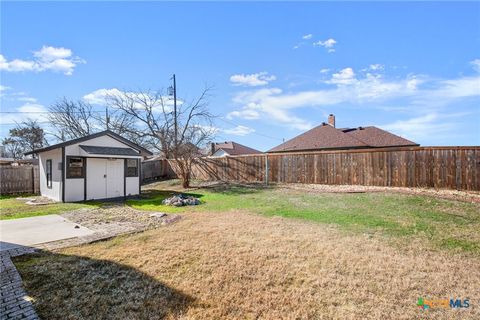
[0,111,105,114]
[0,121,51,126]
[0,111,284,142]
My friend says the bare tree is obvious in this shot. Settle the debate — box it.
[2,137,24,159]
[46,86,215,188]
[105,90,170,152]
[106,87,216,188]
[47,98,95,141]
[2,119,48,159]
[47,98,146,146]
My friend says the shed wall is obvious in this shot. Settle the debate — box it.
[39,149,62,201]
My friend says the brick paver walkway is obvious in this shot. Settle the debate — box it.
[0,247,39,320]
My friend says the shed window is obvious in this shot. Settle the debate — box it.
[126,159,138,177]
[67,157,84,178]
[46,159,52,188]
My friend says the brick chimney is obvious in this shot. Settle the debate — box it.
[328,114,335,128]
[210,142,216,155]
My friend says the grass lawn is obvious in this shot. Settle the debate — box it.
[14,209,480,319]
[0,195,99,220]
[128,180,480,254]
[9,180,480,318]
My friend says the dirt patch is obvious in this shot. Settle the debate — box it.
[16,210,480,319]
[280,183,480,203]
[32,205,181,251]
[144,179,480,203]
[16,196,56,206]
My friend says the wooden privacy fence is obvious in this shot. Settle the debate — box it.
[0,166,40,195]
[167,147,480,191]
[141,159,175,182]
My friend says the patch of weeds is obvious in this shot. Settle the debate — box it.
[440,238,480,253]
[103,237,125,249]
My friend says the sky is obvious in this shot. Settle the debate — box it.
[1,1,479,152]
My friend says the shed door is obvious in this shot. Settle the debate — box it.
[106,159,124,198]
[86,158,124,200]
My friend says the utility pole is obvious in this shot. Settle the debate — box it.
[172,74,177,147]
[105,106,110,131]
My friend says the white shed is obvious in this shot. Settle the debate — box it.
[25,130,152,202]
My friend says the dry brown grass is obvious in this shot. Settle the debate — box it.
[15,210,480,319]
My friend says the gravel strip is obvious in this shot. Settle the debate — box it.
[280,183,480,203]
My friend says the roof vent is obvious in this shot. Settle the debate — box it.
[358,126,364,130]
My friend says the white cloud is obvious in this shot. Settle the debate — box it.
[226,109,260,120]
[313,38,337,52]
[83,88,123,105]
[328,68,357,85]
[470,59,480,73]
[0,103,48,125]
[229,87,313,130]
[230,72,276,87]
[0,46,85,75]
[17,97,37,103]
[227,62,480,131]
[381,112,469,142]
[369,64,384,71]
[0,86,38,103]
[34,46,72,61]
[320,68,330,74]
[83,88,179,112]
[302,34,313,40]
[223,125,255,136]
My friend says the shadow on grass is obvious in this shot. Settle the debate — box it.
[197,181,271,196]
[13,249,195,319]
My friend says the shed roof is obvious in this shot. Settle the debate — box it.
[24,130,152,156]
[79,145,140,156]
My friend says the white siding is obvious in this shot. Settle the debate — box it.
[39,149,62,201]
[38,134,144,202]
[65,178,84,202]
[126,177,139,196]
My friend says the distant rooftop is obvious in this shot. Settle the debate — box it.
[268,114,418,153]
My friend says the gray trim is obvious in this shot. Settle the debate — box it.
[66,156,86,179]
[46,159,52,189]
[84,157,87,201]
[79,145,140,156]
[138,159,141,195]
[123,159,127,198]
[125,158,139,177]
[61,147,65,203]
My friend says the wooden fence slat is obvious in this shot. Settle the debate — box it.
[151,147,479,191]
[0,166,39,195]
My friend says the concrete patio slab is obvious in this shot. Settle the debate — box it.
[0,215,94,252]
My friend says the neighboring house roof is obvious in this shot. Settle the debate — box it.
[24,130,153,156]
[268,123,418,153]
[341,126,418,148]
[211,141,263,156]
[79,145,140,156]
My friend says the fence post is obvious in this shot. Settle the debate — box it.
[265,154,269,186]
